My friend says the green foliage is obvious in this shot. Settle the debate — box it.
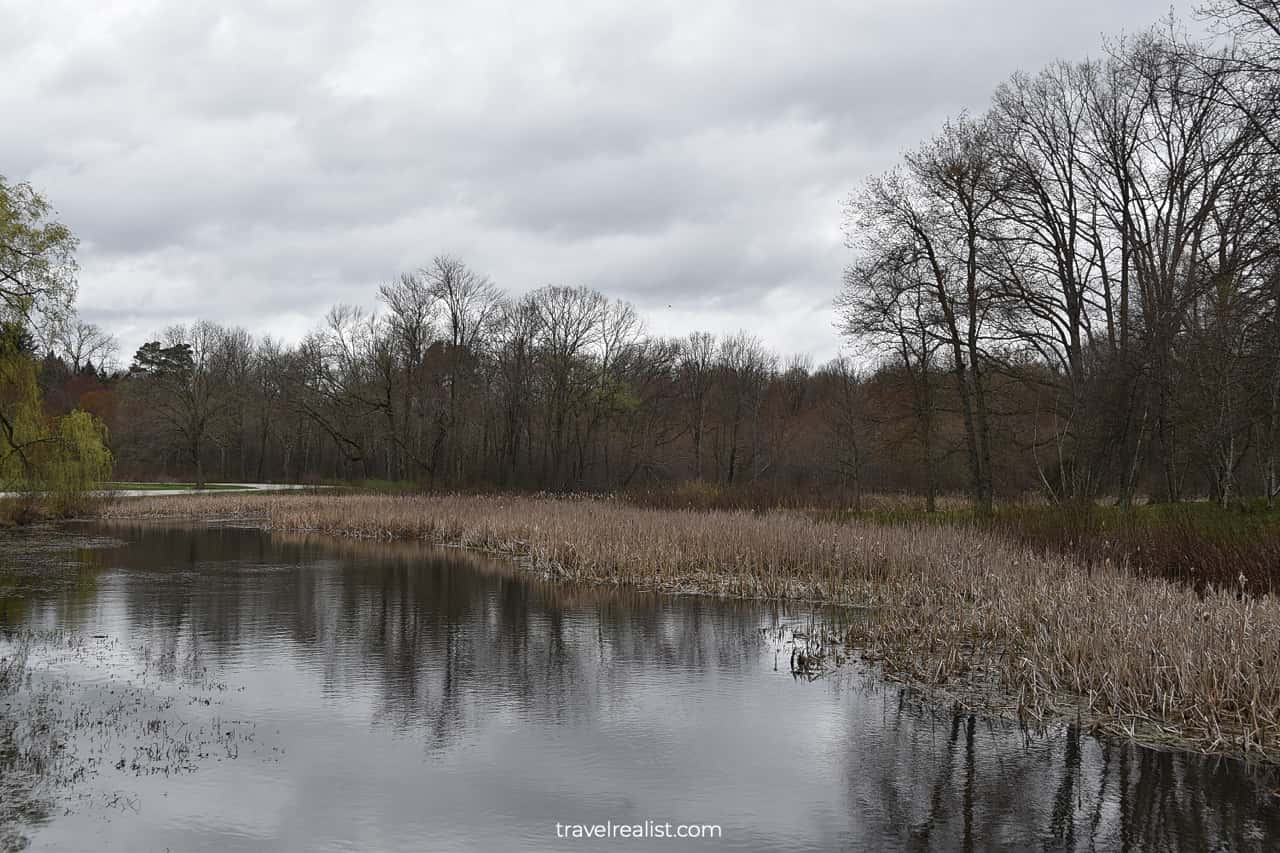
[601,382,641,415]
[44,410,113,509]
[0,178,103,518]
[130,340,194,376]
[0,345,113,517]
[0,343,51,488]
[103,482,249,491]
[0,176,78,331]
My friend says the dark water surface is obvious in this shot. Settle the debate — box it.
[2,522,1279,852]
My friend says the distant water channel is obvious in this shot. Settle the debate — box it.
[1,522,1278,852]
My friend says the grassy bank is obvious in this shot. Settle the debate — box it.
[983,502,1280,596]
[101,492,1280,761]
[811,501,1280,596]
[104,482,252,492]
[0,494,111,525]
[623,483,1280,595]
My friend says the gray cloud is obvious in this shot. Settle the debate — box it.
[0,0,1192,362]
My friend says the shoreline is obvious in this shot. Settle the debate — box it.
[95,491,1280,766]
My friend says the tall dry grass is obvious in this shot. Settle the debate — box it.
[104,492,1280,759]
[620,480,976,514]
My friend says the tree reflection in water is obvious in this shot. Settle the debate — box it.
[844,687,1280,851]
[1,521,1276,852]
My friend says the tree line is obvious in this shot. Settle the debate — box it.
[17,3,1280,509]
[105,261,874,494]
[840,4,1280,510]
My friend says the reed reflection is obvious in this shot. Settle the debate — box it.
[2,521,1277,852]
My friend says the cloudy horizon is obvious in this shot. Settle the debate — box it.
[3,0,1195,365]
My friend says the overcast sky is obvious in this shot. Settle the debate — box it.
[3,0,1193,364]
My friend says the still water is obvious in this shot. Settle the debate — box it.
[1,522,1279,852]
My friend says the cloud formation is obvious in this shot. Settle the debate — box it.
[1,0,1190,362]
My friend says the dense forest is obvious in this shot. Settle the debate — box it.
[43,265,1043,499]
[17,3,1280,508]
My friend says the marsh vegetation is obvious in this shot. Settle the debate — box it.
[3,521,1279,851]
[103,491,1280,762]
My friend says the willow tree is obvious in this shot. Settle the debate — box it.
[0,176,77,345]
[0,330,112,511]
[0,178,112,510]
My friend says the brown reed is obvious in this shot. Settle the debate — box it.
[102,491,1280,761]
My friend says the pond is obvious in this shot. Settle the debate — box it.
[1,522,1278,851]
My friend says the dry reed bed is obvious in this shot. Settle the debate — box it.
[104,492,1280,760]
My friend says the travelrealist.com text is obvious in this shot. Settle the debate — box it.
[555,821,723,840]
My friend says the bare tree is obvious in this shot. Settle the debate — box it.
[530,285,606,487]
[678,331,717,481]
[1199,1,1280,152]
[821,356,867,511]
[714,332,775,485]
[837,249,943,511]
[377,271,437,479]
[55,320,118,373]
[492,296,540,483]
[581,298,643,483]
[848,116,1004,512]
[989,62,1120,501]
[1119,32,1260,501]
[425,256,502,484]
[129,321,232,489]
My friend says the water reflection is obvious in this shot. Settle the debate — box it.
[846,692,1280,852]
[1,522,1277,852]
